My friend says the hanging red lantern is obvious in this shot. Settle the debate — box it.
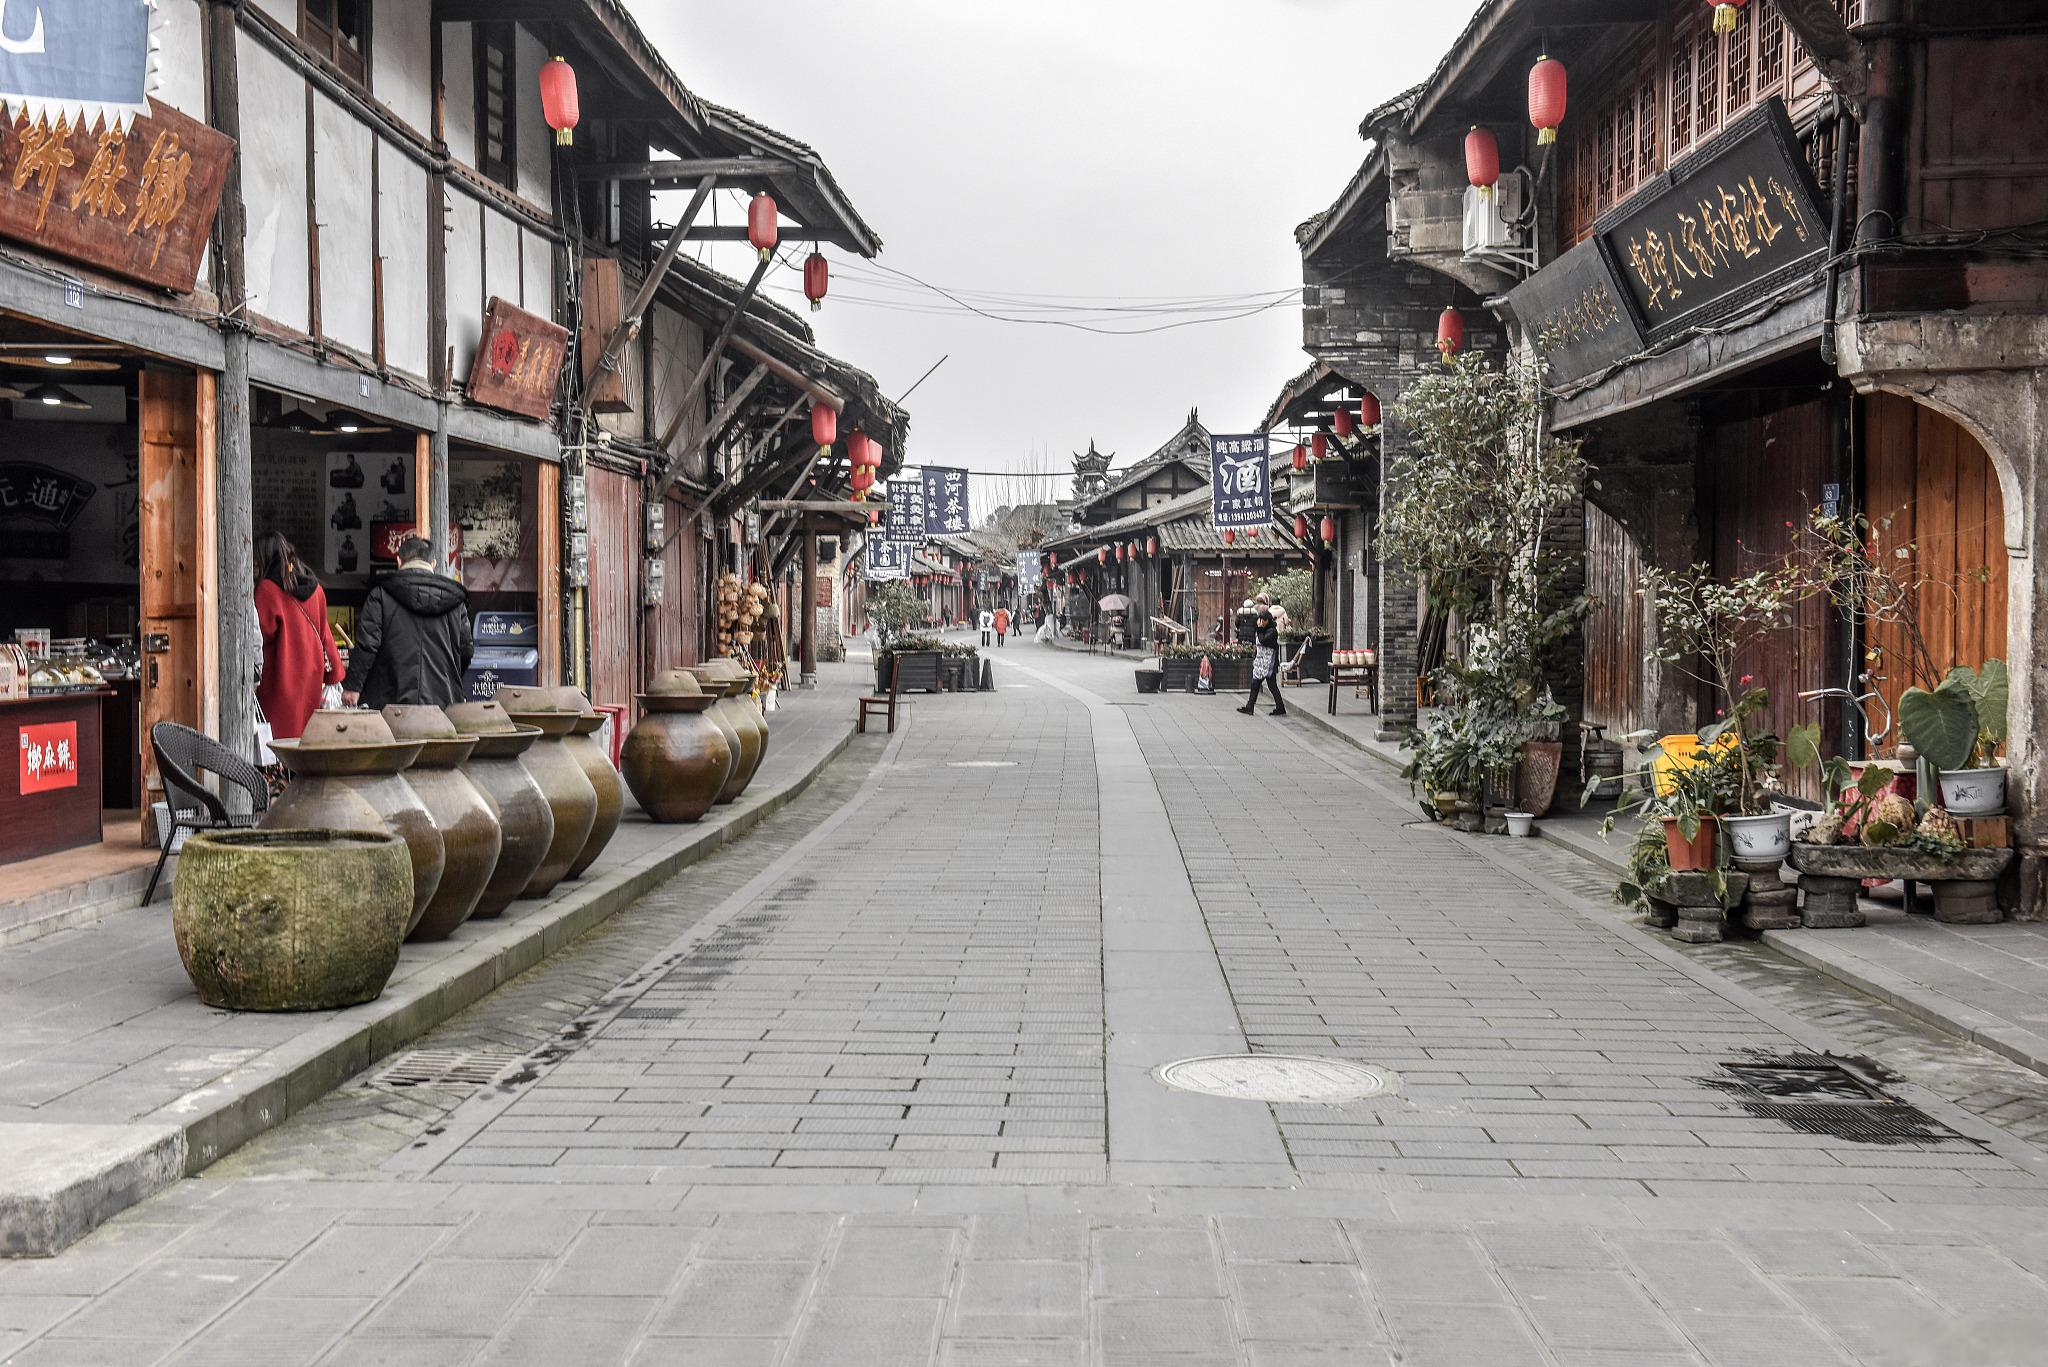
[851,465,874,492]
[1321,515,1337,546]
[1294,513,1309,540]
[1333,406,1354,439]
[868,509,879,525]
[1147,535,1158,556]
[1709,0,1748,32]
[1437,307,1466,359]
[1292,443,1308,473]
[1222,529,1237,546]
[1465,126,1500,198]
[1359,392,1381,429]
[803,250,829,312]
[1529,55,1568,146]
[1247,526,1260,540]
[539,57,580,146]
[1115,544,1125,563]
[747,192,779,262]
[1311,432,1328,462]
[1097,547,1107,565]
[811,403,837,454]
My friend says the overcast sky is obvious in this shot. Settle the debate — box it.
[626,2,1484,503]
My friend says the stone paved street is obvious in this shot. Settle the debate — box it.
[7,639,2048,1366]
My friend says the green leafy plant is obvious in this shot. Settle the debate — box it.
[1161,642,1252,661]
[866,583,929,646]
[1898,660,2008,772]
[1253,568,1316,633]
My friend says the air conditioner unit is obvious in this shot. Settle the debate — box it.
[1463,181,1536,273]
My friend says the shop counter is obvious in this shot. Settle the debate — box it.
[0,691,110,865]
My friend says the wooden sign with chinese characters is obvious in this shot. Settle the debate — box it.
[1506,237,1645,388]
[468,297,570,422]
[0,99,233,293]
[1596,98,1827,343]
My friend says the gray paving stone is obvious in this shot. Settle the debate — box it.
[353,1260,544,1339]
[947,1260,1086,1338]
[648,1261,815,1339]
[1093,1298,1236,1367]
[783,1297,944,1366]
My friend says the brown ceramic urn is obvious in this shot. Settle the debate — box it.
[381,706,502,941]
[687,659,762,803]
[501,686,622,879]
[442,701,555,919]
[488,692,598,898]
[622,669,735,823]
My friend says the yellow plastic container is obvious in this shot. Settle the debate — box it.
[1651,731,1738,796]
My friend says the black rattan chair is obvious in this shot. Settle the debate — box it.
[142,722,269,907]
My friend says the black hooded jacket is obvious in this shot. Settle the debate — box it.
[343,568,473,709]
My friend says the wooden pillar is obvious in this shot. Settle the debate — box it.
[428,415,451,573]
[206,0,253,801]
[538,463,564,686]
[800,528,819,686]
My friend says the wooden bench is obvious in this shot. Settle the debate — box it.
[858,658,905,734]
[1327,649,1378,716]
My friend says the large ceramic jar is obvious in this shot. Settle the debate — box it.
[500,686,621,880]
[443,702,554,919]
[488,694,597,898]
[173,829,412,1011]
[382,706,502,941]
[688,659,762,803]
[265,710,443,935]
[622,669,734,823]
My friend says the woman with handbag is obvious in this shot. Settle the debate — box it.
[1236,607,1287,717]
[255,532,344,744]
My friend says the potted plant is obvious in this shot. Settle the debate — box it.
[1504,811,1535,838]
[1898,660,2009,816]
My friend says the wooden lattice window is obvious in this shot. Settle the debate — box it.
[301,0,368,84]
[1637,73,1661,181]
[475,24,517,189]
[1670,39,1693,152]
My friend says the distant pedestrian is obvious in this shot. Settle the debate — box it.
[342,535,473,710]
[1255,591,1290,634]
[1233,599,1257,645]
[254,532,342,741]
[1236,608,1287,717]
[993,606,1011,646]
[978,608,994,647]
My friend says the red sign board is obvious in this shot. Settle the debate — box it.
[370,521,464,565]
[19,721,79,794]
[466,297,569,422]
[0,100,234,294]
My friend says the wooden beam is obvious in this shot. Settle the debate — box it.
[675,398,805,539]
[578,157,800,182]
[582,175,717,409]
[727,335,844,410]
[650,255,773,499]
[659,361,768,462]
[655,224,812,242]
[761,500,875,513]
[1777,0,1869,111]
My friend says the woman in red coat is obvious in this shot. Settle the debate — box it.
[254,532,343,741]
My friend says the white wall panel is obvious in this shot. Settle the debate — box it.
[371,0,434,134]
[238,33,309,332]
[514,25,552,211]
[378,143,431,379]
[444,188,484,379]
[154,0,206,117]
[520,229,553,318]
[248,0,295,27]
[443,21,476,173]
[314,94,375,354]
[483,206,519,312]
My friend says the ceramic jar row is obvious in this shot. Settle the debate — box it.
[621,659,768,823]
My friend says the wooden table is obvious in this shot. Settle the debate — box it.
[1,690,111,865]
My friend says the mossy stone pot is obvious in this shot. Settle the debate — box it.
[443,701,553,920]
[687,661,762,803]
[485,699,597,898]
[172,829,412,1011]
[263,711,443,935]
[622,669,734,823]
[381,706,501,942]
[500,686,622,880]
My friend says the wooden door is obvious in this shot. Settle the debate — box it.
[137,370,215,835]
[585,466,640,718]
[1862,393,2009,754]
[1583,501,1647,738]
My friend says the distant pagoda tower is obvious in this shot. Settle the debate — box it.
[1071,441,1113,501]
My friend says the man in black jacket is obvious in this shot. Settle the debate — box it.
[342,536,473,709]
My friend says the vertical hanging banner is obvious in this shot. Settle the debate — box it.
[921,467,970,535]
[884,477,925,544]
[865,535,907,581]
[1210,435,1271,531]
[1016,551,1043,595]
[0,0,158,135]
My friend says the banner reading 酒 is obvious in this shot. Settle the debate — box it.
[1209,435,1271,532]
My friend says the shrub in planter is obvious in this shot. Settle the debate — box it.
[1899,659,2009,815]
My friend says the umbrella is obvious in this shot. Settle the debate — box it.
[1097,594,1134,612]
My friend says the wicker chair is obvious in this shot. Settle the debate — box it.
[142,722,269,907]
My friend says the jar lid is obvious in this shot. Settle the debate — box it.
[444,701,520,735]
[296,709,400,748]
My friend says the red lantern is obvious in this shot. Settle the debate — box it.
[1529,55,1567,147]
[1709,0,1748,32]
[804,250,829,312]
[868,509,879,525]
[1465,126,1500,197]
[747,192,779,262]
[1116,544,1125,563]
[1097,547,1107,565]
[1437,307,1466,359]
[1294,513,1309,540]
[539,57,579,146]
[1333,406,1354,439]
[851,466,873,492]
[1247,526,1260,540]
[1147,536,1158,556]
[1359,392,1381,429]
[1222,529,1237,546]
[1311,432,1328,462]
[1321,515,1337,546]
[811,403,837,454]
[1292,443,1308,473]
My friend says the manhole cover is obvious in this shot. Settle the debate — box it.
[374,1049,525,1090]
[1155,1055,1395,1104]
[947,761,1017,768]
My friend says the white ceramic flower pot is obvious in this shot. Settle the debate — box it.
[1504,811,1534,838]
[1938,766,2007,817]
[1723,811,1792,862]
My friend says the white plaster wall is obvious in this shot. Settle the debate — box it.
[482,206,519,314]
[378,142,431,379]
[442,21,476,171]
[314,93,375,354]
[247,0,295,27]
[154,0,206,117]
[521,228,554,318]
[444,187,484,378]
[514,24,552,212]
[370,0,434,135]
[238,33,310,333]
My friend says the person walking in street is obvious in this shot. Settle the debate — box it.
[254,532,342,741]
[342,535,473,710]
[993,605,1010,647]
[1237,607,1287,717]
[978,607,994,647]
[1233,599,1257,645]
[1255,591,1290,634]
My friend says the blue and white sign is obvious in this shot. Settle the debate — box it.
[921,467,970,535]
[1210,434,1271,532]
[1016,551,1042,595]
[0,0,158,134]
[864,535,907,582]
[884,477,925,544]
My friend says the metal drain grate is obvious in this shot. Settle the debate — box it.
[1700,1052,1977,1147]
[1156,1055,1396,1104]
[374,1048,525,1090]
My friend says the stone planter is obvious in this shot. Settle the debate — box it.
[172,829,411,1011]
[491,697,599,899]
[1135,668,1164,694]
[381,706,501,942]
[688,660,762,803]
[1645,870,1749,944]
[1515,740,1563,819]
[941,655,971,692]
[1207,657,1251,691]
[1936,766,2007,817]
[622,669,734,823]
[264,711,442,936]
[501,686,622,880]
[1789,841,2014,925]
[1723,811,1792,863]
[1160,658,1198,692]
[443,702,554,919]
